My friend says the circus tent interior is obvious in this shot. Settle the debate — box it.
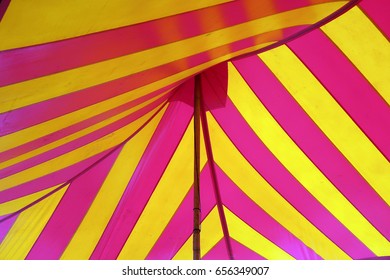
[0,0,389,260]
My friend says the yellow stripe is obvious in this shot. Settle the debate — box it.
[117,118,207,260]
[173,207,223,260]
[0,91,168,168]
[0,2,345,113]
[259,45,390,207]
[207,113,350,259]
[228,63,390,255]
[60,107,163,260]
[225,208,294,260]
[0,0,231,50]
[0,184,61,216]
[0,105,166,192]
[0,186,67,260]
[321,7,390,104]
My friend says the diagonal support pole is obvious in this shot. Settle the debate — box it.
[193,75,202,260]
[199,86,234,260]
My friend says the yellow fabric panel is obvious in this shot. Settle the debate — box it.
[60,108,162,260]
[227,63,390,255]
[225,208,294,260]
[0,105,166,192]
[0,184,60,216]
[0,2,346,114]
[0,92,169,169]
[207,113,350,259]
[259,45,390,207]
[0,186,67,260]
[321,7,390,104]
[0,0,231,51]
[117,118,207,260]
[173,207,223,260]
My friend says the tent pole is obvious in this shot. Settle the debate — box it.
[193,74,201,260]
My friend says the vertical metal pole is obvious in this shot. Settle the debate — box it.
[193,75,201,260]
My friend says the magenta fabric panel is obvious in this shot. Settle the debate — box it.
[202,239,230,260]
[359,0,390,38]
[0,214,17,243]
[147,165,216,260]
[0,152,107,204]
[90,85,194,259]
[0,0,10,22]
[233,57,390,241]
[25,149,121,260]
[0,96,167,179]
[215,165,322,260]
[288,29,390,160]
[205,90,375,259]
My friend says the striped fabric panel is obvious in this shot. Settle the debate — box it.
[146,164,217,260]
[90,90,196,259]
[0,104,166,193]
[0,1,348,113]
[233,55,390,243]
[0,186,68,259]
[2,0,388,260]
[26,150,122,260]
[287,29,390,159]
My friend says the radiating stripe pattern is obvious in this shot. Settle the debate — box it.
[1,0,389,260]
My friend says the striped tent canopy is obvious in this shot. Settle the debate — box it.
[0,0,389,260]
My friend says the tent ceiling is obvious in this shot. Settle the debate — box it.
[0,0,389,260]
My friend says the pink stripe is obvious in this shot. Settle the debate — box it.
[215,164,322,260]
[0,152,106,204]
[91,82,195,259]
[0,0,303,87]
[203,76,375,258]
[146,164,216,260]
[26,149,121,259]
[0,214,17,244]
[0,0,10,21]
[288,30,390,160]
[359,0,390,38]
[0,96,167,179]
[233,56,390,242]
